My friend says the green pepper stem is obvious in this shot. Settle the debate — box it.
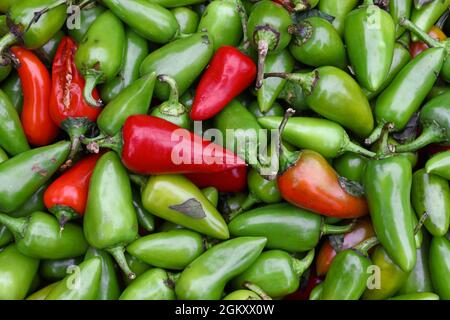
[415,212,429,235]
[167,272,181,287]
[25,0,68,32]
[292,0,313,11]
[82,131,122,155]
[255,40,269,89]
[344,139,376,158]
[400,18,443,49]
[394,122,447,153]
[61,117,95,165]
[226,193,259,221]
[0,214,27,239]
[236,0,250,52]
[264,71,317,96]
[49,205,80,233]
[157,75,186,116]
[242,282,273,300]
[353,236,379,256]
[0,33,18,66]
[365,122,384,145]
[107,246,136,280]
[292,249,315,277]
[83,69,103,107]
[321,221,354,236]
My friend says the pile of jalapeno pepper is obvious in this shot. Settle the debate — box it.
[0,0,449,302]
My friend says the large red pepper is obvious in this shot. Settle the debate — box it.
[44,153,101,228]
[409,26,447,58]
[11,46,59,146]
[49,36,101,161]
[85,115,246,175]
[315,218,375,276]
[190,46,256,121]
[185,166,248,193]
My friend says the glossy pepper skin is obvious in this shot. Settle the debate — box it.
[0,244,39,300]
[49,36,101,160]
[75,10,125,107]
[84,247,121,300]
[197,1,243,51]
[141,174,229,240]
[345,0,396,92]
[172,7,199,34]
[258,49,295,113]
[176,237,267,300]
[11,46,59,146]
[363,246,408,300]
[412,169,450,236]
[185,166,248,193]
[410,0,450,42]
[333,153,368,183]
[318,0,359,36]
[46,257,102,300]
[97,73,157,136]
[44,154,101,227]
[258,116,376,159]
[0,140,70,213]
[390,292,440,300]
[119,268,176,300]
[429,236,450,299]
[426,150,450,180]
[68,3,105,44]
[1,73,23,113]
[140,32,214,101]
[390,0,413,38]
[232,249,314,299]
[366,47,445,144]
[39,256,82,281]
[131,186,155,232]
[278,150,369,219]
[0,211,88,259]
[100,28,149,103]
[191,46,256,121]
[316,218,374,276]
[83,152,138,280]
[289,17,347,69]
[321,237,379,300]
[9,181,48,219]
[266,67,374,138]
[363,156,416,272]
[247,0,292,89]
[0,0,67,63]
[26,282,59,300]
[229,203,354,253]
[0,88,29,155]
[223,290,262,300]
[127,229,206,270]
[98,115,246,175]
[395,91,450,152]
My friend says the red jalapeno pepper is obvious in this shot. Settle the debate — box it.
[44,153,101,229]
[190,46,257,121]
[11,46,59,146]
[49,36,101,161]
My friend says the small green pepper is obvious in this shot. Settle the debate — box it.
[172,7,199,34]
[333,153,368,183]
[39,256,83,281]
[318,0,359,36]
[389,0,413,38]
[426,150,450,180]
[119,268,176,300]
[410,0,450,41]
[429,236,450,299]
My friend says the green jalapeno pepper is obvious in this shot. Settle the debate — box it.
[175,236,267,300]
[39,256,83,281]
[389,292,440,300]
[0,211,88,259]
[123,252,151,285]
[412,169,450,236]
[363,155,416,272]
[68,3,105,44]
[390,0,413,38]
[0,243,39,300]
[140,32,214,101]
[45,257,102,300]
[83,151,138,280]
[228,203,353,253]
[231,249,314,299]
[289,17,347,69]
[100,29,149,103]
[84,247,121,300]
[366,47,445,145]
[321,237,379,300]
[257,48,295,113]
[172,7,199,34]
[75,10,126,107]
[127,229,207,270]
[318,0,359,36]
[1,72,22,113]
[141,174,229,240]
[429,235,450,299]
[0,140,70,213]
[119,268,176,300]
[410,0,450,41]
[26,282,59,300]
[426,150,450,180]
[97,73,157,136]
[201,187,219,207]
[309,282,323,300]
[333,153,368,183]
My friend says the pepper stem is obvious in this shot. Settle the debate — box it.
[107,246,136,280]
[292,249,315,277]
[81,131,122,154]
[292,0,313,12]
[49,205,80,233]
[353,236,379,256]
[321,220,355,236]
[255,40,269,89]
[226,193,259,222]
[242,282,273,300]
[0,214,27,239]
[365,122,395,146]
[415,212,429,235]
[0,33,18,66]
[83,69,103,107]
[61,117,95,166]
[400,18,442,49]
[277,108,300,175]
[344,139,376,158]
[394,122,446,153]
[235,0,250,52]
[264,71,317,96]
[157,75,186,116]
